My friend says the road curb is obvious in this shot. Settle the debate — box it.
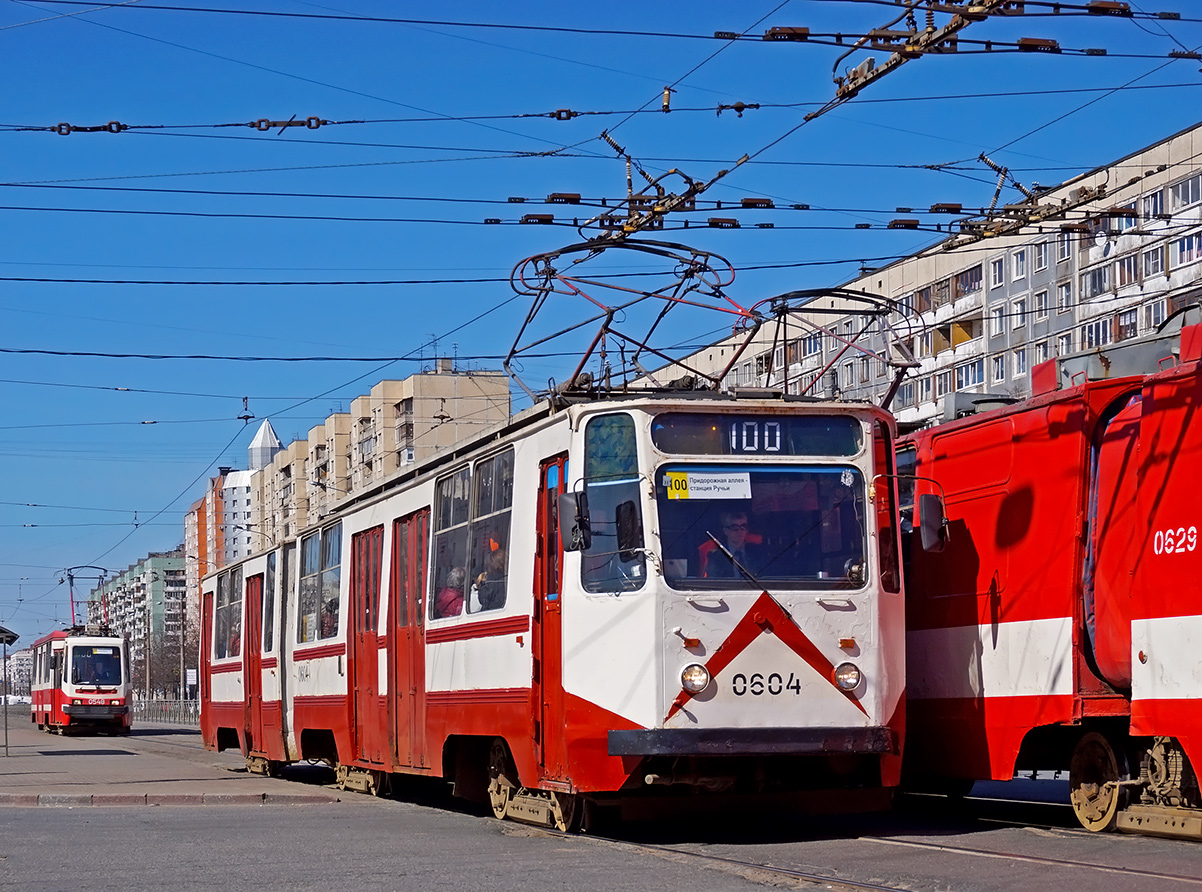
[0,792,341,807]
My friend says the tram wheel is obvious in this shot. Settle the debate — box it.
[487,739,517,820]
[549,792,581,833]
[335,764,349,792]
[1070,731,1128,832]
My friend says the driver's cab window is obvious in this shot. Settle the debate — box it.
[581,413,646,592]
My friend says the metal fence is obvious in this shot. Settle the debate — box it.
[132,699,200,726]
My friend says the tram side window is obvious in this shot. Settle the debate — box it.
[875,421,901,594]
[431,467,471,619]
[298,523,342,642]
[214,572,232,659]
[263,552,276,653]
[581,413,646,593]
[213,567,244,658]
[431,450,515,617]
[467,450,514,613]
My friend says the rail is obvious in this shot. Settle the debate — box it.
[132,699,200,726]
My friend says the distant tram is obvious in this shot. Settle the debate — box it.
[201,391,908,828]
[901,318,1202,839]
[30,626,132,735]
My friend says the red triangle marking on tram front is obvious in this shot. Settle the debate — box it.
[665,591,867,721]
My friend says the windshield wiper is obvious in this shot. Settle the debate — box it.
[704,531,794,619]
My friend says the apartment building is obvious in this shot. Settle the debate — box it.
[198,361,512,562]
[88,548,186,693]
[696,121,1202,426]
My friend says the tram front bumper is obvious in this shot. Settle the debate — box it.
[63,704,129,719]
[608,727,897,757]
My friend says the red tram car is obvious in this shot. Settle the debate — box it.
[901,318,1202,838]
[201,391,908,828]
[30,626,132,735]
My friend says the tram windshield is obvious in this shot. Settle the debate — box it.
[70,645,122,686]
[655,464,868,590]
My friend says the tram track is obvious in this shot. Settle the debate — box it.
[505,824,913,892]
[573,827,1202,890]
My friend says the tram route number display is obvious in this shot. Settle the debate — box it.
[1153,525,1198,555]
[731,671,806,697]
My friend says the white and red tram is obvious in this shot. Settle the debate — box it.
[201,393,906,826]
[30,626,132,735]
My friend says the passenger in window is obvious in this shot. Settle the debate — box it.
[704,511,763,578]
[473,547,508,611]
[435,567,466,618]
[228,620,242,657]
[320,599,338,638]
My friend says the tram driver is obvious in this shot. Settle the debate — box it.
[704,510,764,579]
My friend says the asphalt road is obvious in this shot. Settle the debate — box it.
[5,719,1202,890]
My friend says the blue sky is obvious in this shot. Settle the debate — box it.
[3,0,1201,644]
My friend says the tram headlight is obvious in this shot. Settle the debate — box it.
[832,662,862,692]
[680,663,710,694]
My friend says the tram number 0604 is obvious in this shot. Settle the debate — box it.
[1153,525,1198,555]
[731,672,803,697]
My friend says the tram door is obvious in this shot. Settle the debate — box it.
[200,591,213,738]
[350,526,385,765]
[244,574,265,753]
[533,455,569,779]
[389,510,429,768]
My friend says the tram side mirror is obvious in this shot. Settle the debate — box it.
[615,500,642,562]
[918,493,948,553]
[558,490,591,552]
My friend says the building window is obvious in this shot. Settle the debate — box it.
[989,306,1005,337]
[918,377,932,403]
[1143,189,1164,220]
[1170,173,1202,210]
[1145,299,1166,330]
[1115,202,1138,232]
[990,257,1005,288]
[1080,265,1111,300]
[956,359,984,390]
[1057,231,1073,261]
[896,381,914,408]
[1012,250,1027,280]
[1033,242,1048,272]
[1116,254,1139,288]
[954,265,983,296]
[1034,340,1050,364]
[859,357,870,382]
[992,355,1006,383]
[1034,289,1049,320]
[936,370,953,396]
[1081,318,1114,350]
[842,362,855,390]
[1172,233,1202,267]
[1116,309,1138,341]
[1057,281,1072,313]
[1012,348,1028,379]
[1144,245,1164,277]
[1011,297,1027,329]
[1057,332,1073,356]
